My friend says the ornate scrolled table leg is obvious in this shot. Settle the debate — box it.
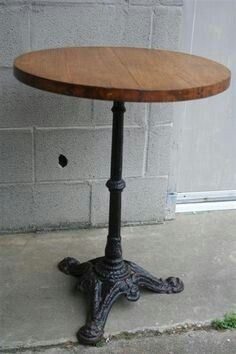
[58,101,184,345]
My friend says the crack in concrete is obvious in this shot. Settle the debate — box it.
[0,322,223,353]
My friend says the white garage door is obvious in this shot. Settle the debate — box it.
[174,0,236,211]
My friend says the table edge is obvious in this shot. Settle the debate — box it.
[13,63,231,103]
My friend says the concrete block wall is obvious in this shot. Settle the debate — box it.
[0,0,183,233]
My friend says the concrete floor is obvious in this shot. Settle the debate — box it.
[0,211,236,353]
[17,330,236,354]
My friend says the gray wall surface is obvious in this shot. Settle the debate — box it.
[0,0,183,233]
[173,0,236,193]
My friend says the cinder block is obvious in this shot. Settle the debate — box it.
[130,0,183,6]
[35,0,126,3]
[0,69,93,128]
[124,176,168,222]
[93,100,147,127]
[35,127,145,181]
[0,1,27,4]
[30,4,151,49]
[31,4,124,49]
[160,0,183,6]
[152,6,182,50]
[33,182,90,227]
[129,1,160,5]
[146,124,172,176]
[0,184,34,232]
[0,4,30,67]
[150,103,173,126]
[91,176,168,225]
[121,5,152,47]
[0,182,90,232]
[0,130,33,183]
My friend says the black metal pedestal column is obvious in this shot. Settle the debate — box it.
[105,101,126,265]
[96,102,129,280]
[58,101,184,345]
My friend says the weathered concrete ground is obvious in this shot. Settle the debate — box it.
[16,330,236,354]
[0,211,235,353]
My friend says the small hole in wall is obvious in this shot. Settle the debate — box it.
[58,154,68,168]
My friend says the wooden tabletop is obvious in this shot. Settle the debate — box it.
[14,47,231,102]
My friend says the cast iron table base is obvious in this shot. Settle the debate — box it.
[58,102,184,345]
[58,256,183,344]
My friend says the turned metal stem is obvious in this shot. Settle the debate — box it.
[105,101,126,264]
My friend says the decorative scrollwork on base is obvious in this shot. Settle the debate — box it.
[58,256,184,345]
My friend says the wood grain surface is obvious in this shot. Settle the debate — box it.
[14,47,231,102]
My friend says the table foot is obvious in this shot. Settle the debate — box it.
[58,256,184,345]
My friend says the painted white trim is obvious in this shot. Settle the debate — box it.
[175,190,236,213]
[177,190,236,204]
[176,201,236,213]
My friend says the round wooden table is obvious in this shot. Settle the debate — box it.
[14,47,231,345]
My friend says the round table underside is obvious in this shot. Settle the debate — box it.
[14,47,231,102]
